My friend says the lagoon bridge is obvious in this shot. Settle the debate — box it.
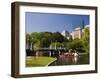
[26,42,67,57]
[36,47,67,56]
[26,46,67,57]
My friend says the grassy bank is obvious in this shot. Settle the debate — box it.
[26,56,56,67]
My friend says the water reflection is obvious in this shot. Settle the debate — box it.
[49,54,89,66]
[72,56,79,64]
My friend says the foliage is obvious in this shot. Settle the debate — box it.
[64,27,90,53]
[50,42,64,48]
[26,33,30,43]
[65,38,84,51]
[26,27,89,53]
[26,32,66,49]
[33,40,41,50]
[82,27,90,53]
[52,32,65,42]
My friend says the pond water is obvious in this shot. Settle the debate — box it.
[49,54,89,66]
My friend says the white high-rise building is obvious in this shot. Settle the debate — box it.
[70,27,82,39]
[70,25,89,39]
[61,30,70,39]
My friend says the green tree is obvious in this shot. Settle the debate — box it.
[31,32,53,48]
[26,33,30,44]
[82,27,90,53]
[52,32,65,42]
[50,42,64,49]
[34,40,41,50]
[26,33,33,49]
[65,38,84,52]
[39,32,53,47]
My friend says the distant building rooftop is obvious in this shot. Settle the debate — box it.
[74,27,82,31]
[61,30,70,39]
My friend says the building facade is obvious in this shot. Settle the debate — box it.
[61,30,70,39]
[70,25,89,39]
[61,25,89,40]
[70,27,82,39]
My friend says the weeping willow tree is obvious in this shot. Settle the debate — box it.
[50,42,64,49]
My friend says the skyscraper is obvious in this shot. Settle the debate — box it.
[61,30,70,39]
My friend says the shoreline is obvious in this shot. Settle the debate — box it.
[46,58,57,66]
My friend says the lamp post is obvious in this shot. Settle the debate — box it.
[50,40,52,49]
[30,37,34,51]
[30,39,32,51]
[49,40,52,57]
[27,36,31,50]
[29,36,31,50]
[28,35,32,51]
[55,40,57,50]
[31,37,34,51]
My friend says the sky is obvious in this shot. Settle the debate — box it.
[25,12,89,33]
